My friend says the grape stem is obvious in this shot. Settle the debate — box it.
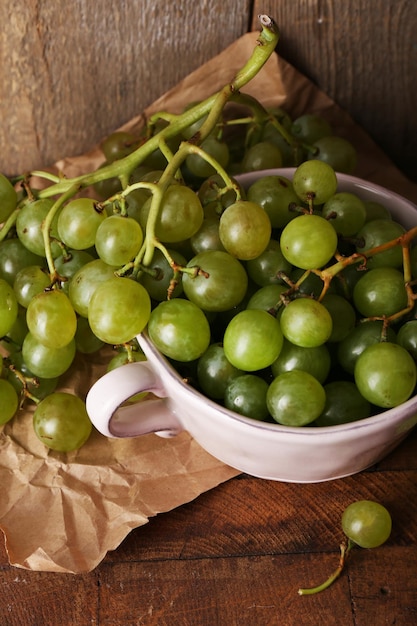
[298,538,355,596]
[34,16,279,200]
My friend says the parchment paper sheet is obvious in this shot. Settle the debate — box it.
[1,31,416,574]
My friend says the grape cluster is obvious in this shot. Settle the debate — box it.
[0,17,416,453]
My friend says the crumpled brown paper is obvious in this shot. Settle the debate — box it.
[1,31,417,575]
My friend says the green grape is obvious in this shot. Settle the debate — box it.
[246,284,287,314]
[321,293,356,343]
[363,200,391,223]
[54,249,95,293]
[341,500,392,549]
[261,121,304,166]
[13,265,50,307]
[22,333,76,378]
[148,298,211,362]
[242,141,283,172]
[0,307,28,354]
[197,343,243,400]
[314,381,371,426]
[100,131,136,160]
[190,216,225,254]
[246,239,292,287]
[0,238,45,286]
[309,136,357,174]
[271,339,331,384]
[140,185,204,243]
[93,161,122,199]
[0,378,19,425]
[197,173,241,210]
[280,214,338,269]
[88,277,151,345]
[7,351,59,401]
[397,320,417,359]
[267,370,326,426]
[355,219,405,268]
[353,267,408,318]
[0,278,18,336]
[223,309,283,371]
[219,200,271,260]
[16,198,60,257]
[246,175,299,228]
[322,192,367,236]
[186,134,229,178]
[354,342,416,408]
[68,259,117,317]
[57,197,106,250]
[337,320,397,375]
[26,289,77,349]
[290,267,327,298]
[139,247,186,301]
[33,392,92,452]
[0,172,18,222]
[74,316,105,354]
[224,374,269,420]
[292,160,338,205]
[280,298,333,348]
[107,348,146,372]
[291,113,332,144]
[95,215,143,266]
[182,250,248,312]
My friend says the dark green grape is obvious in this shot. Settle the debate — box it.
[315,381,371,426]
[246,175,298,228]
[242,141,283,172]
[309,136,357,174]
[197,343,243,400]
[224,374,269,420]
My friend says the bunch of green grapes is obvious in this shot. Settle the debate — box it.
[0,15,415,453]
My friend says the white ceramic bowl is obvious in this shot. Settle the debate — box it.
[86,169,417,483]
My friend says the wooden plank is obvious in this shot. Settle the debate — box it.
[252,1,417,181]
[1,0,251,175]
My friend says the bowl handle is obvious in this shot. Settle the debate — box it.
[85,361,183,438]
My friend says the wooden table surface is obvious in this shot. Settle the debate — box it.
[1,426,416,625]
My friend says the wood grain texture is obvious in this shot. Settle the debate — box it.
[1,428,417,625]
[252,0,417,182]
[1,0,251,175]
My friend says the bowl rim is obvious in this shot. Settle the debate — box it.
[140,168,417,437]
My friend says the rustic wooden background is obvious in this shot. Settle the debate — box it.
[1,1,416,180]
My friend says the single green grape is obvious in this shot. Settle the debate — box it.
[197,343,243,400]
[95,215,143,266]
[0,278,18,337]
[223,309,283,371]
[0,378,19,425]
[267,370,326,426]
[224,374,269,421]
[58,197,106,250]
[341,500,392,549]
[280,213,338,269]
[26,289,77,349]
[292,160,338,205]
[33,392,92,452]
[219,200,271,260]
[354,342,416,408]
[88,277,151,345]
[182,250,248,312]
[279,298,333,348]
[148,298,211,362]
